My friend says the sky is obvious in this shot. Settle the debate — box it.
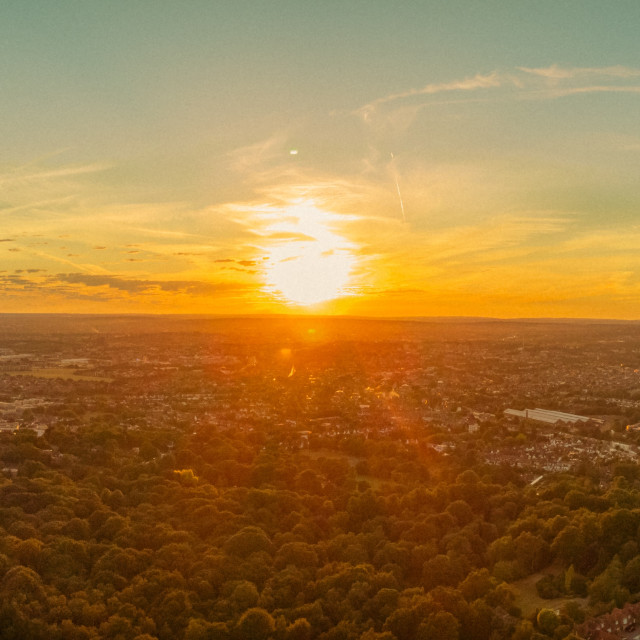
[2,1,640,318]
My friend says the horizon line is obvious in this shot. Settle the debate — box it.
[0,312,638,324]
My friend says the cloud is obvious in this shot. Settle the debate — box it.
[52,273,252,296]
[378,213,573,273]
[0,238,15,242]
[357,72,504,119]
[545,85,640,98]
[0,162,109,188]
[1,274,32,284]
[553,227,640,255]
[228,132,292,174]
[518,64,640,80]
[361,286,426,296]
[211,258,261,276]
[259,230,317,242]
[0,270,259,309]
[356,65,640,127]
[225,266,258,274]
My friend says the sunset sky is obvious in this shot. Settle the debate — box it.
[2,1,640,318]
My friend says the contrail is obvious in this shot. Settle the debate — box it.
[390,153,406,223]
[394,176,406,223]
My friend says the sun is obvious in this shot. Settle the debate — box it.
[262,201,357,306]
[267,247,354,306]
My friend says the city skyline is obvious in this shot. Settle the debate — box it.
[2,2,640,318]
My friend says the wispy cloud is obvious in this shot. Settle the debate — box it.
[53,273,251,295]
[0,271,254,297]
[518,64,640,80]
[10,243,111,274]
[554,226,640,254]
[228,132,293,174]
[214,258,258,267]
[544,85,640,97]
[0,163,109,188]
[357,72,503,120]
[357,65,640,125]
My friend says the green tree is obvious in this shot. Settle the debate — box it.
[286,618,312,640]
[459,568,495,601]
[418,611,459,640]
[551,526,584,567]
[235,608,275,640]
[589,556,625,605]
[536,608,560,636]
[185,618,229,640]
[224,527,273,558]
[231,581,259,611]
[564,565,575,594]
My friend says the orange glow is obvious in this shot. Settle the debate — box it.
[262,201,357,307]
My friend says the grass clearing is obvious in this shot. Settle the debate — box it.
[511,570,588,617]
[305,448,385,489]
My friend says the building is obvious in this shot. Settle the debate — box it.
[576,602,640,639]
[504,408,603,425]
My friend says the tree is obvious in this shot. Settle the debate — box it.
[383,605,420,640]
[358,630,396,640]
[185,619,229,640]
[514,532,550,574]
[446,500,474,527]
[1,565,46,603]
[465,599,493,640]
[561,601,585,624]
[275,542,319,571]
[589,555,624,604]
[418,611,459,640]
[235,608,275,640]
[536,608,560,636]
[600,509,639,554]
[564,565,575,594]
[511,620,534,640]
[224,527,273,558]
[460,569,495,602]
[231,581,259,611]
[551,527,584,567]
[422,554,462,590]
[286,618,312,640]
[622,554,640,592]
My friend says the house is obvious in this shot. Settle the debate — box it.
[576,602,640,639]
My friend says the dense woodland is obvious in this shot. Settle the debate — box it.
[2,317,640,640]
[5,417,640,639]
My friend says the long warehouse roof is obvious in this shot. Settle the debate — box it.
[504,408,599,424]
